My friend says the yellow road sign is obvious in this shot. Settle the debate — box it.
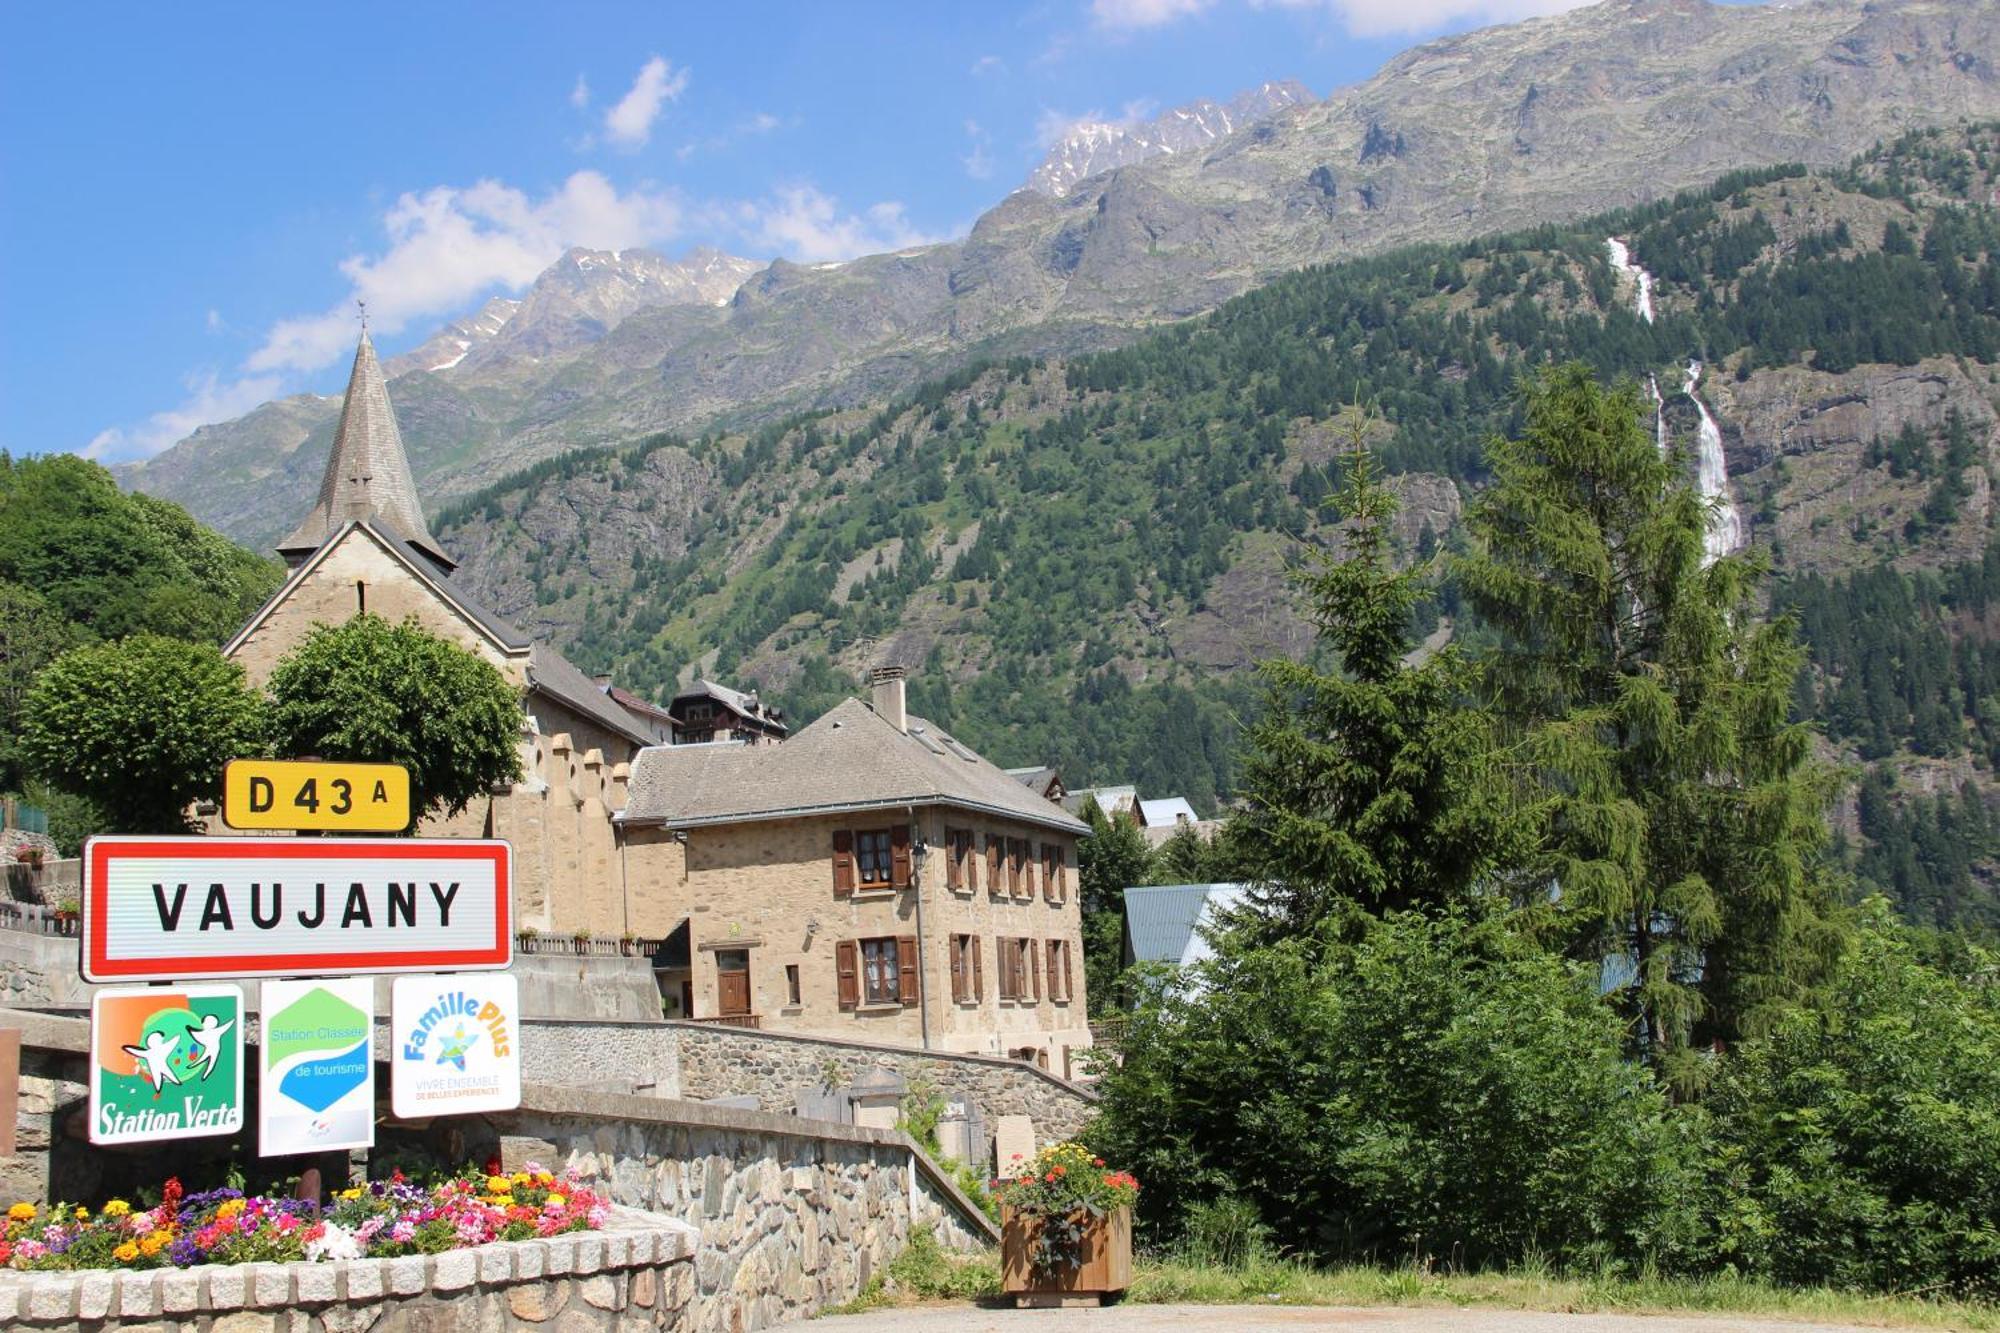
[222,760,411,832]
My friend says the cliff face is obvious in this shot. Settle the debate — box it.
[122,0,2000,553]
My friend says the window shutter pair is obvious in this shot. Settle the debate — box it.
[945,830,963,891]
[897,935,920,1007]
[832,830,854,896]
[891,826,913,888]
[836,940,859,1010]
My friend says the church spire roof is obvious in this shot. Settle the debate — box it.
[278,330,452,570]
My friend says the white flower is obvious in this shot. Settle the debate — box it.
[305,1221,364,1262]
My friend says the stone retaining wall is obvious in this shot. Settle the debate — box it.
[485,1087,997,1331]
[670,1021,1099,1144]
[0,1207,699,1332]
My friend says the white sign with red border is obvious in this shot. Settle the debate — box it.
[82,836,511,983]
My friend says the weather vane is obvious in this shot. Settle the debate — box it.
[357,299,368,333]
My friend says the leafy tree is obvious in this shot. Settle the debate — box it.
[0,583,77,788]
[265,615,522,828]
[1087,911,1703,1269]
[1455,364,1844,1070]
[1077,796,1156,1016]
[1230,436,1528,942]
[20,634,266,833]
[1703,902,2000,1296]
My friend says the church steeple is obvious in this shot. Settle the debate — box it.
[278,330,453,571]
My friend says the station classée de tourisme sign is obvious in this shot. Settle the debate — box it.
[80,835,512,983]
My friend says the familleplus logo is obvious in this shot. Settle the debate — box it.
[261,980,373,1152]
[391,975,522,1116]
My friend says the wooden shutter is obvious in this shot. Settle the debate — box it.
[1024,842,1038,899]
[1028,940,1041,1001]
[950,935,966,1001]
[945,830,963,890]
[972,936,984,1000]
[891,825,912,888]
[1057,846,1069,902]
[836,940,859,1010]
[1041,845,1056,903]
[965,832,979,892]
[898,935,920,1007]
[1062,940,1074,1001]
[832,830,854,897]
[998,937,1014,1000]
[985,836,1001,894]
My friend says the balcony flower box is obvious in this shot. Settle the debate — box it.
[993,1142,1137,1308]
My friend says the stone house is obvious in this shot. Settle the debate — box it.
[619,668,1093,1071]
[664,679,789,746]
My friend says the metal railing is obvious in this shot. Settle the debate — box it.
[1,799,47,834]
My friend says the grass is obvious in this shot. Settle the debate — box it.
[820,1240,2000,1328]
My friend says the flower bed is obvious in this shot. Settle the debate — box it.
[992,1142,1137,1285]
[1,1166,610,1272]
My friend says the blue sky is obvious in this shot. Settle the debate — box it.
[0,0,1605,463]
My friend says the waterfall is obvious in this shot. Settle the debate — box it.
[1683,361,1743,563]
[1648,375,1667,458]
[1604,237,1655,323]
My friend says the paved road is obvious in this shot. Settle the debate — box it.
[812,1305,1898,1333]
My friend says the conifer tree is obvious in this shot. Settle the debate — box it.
[1230,426,1526,943]
[1456,363,1844,1070]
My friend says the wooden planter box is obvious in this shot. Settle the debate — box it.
[1000,1204,1132,1308]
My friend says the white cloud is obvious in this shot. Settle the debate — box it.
[1034,104,1146,149]
[1092,0,1216,29]
[745,112,782,135]
[569,74,590,109]
[969,54,1006,76]
[205,309,225,333]
[247,171,684,375]
[84,369,284,462]
[1320,0,1586,37]
[603,55,688,149]
[736,186,943,264]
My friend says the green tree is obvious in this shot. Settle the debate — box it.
[0,582,77,788]
[1454,364,1844,1070]
[1230,436,1527,942]
[1703,902,2000,1296]
[20,634,266,833]
[1087,911,1703,1269]
[1078,797,1156,1016]
[265,615,522,828]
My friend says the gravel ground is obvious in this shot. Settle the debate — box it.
[810,1305,1898,1333]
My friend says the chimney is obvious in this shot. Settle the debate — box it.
[870,665,908,734]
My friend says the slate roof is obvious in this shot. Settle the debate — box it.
[1063,785,1138,818]
[1123,883,1248,968]
[279,332,451,568]
[526,642,655,749]
[1006,765,1062,795]
[622,696,1089,833]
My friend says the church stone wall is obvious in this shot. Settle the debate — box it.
[229,530,516,686]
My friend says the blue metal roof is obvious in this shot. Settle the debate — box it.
[1122,883,1244,966]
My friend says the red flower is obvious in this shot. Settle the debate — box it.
[162,1177,183,1211]
[484,1156,503,1177]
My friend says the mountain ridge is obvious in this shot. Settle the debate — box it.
[120,0,2000,553]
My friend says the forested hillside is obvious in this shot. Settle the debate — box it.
[432,123,2000,923]
[0,453,280,825]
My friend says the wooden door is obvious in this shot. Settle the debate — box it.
[716,950,752,1017]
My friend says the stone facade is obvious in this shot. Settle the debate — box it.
[0,1207,698,1333]
[660,806,1090,1069]
[484,1088,995,1331]
[670,1021,1099,1146]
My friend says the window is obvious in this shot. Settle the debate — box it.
[1046,940,1074,1003]
[997,937,1039,1002]
[833,826,910,895]
[785,963,801,1007]
[950,934,983,1003]
[838,936,919,1009]
[855,829,894,886]
[946,829,977,893]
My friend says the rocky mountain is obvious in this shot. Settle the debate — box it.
[124,0,2000,553]
[415,125,2000,924]
[1025,80,1315,196]
[385,297,521,377]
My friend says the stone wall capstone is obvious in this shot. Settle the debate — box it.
[669,1021,1098,1151]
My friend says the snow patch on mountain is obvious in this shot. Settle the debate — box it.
[1028,80,1315,197]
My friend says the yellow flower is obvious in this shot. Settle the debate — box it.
[74,1206,90,1220]
[6,1202,34,1221]
[492,1195,516,1207]
[103,1200,131,1218]
[113,1242,140,1263]
[140,1233,167,1256]
[340,1188,362,1200]
[511,1172,529,1186]
[546,1193,566,1208]
[217,1198,247,1219]
[536,1172,554,1186]
[485,1175,510,1194]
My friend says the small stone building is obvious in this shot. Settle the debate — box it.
[620,669,1093,1071]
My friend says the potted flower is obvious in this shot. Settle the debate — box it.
[619,931,639,957]
[516,925,541,954]
[993,1142,1137,1306]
